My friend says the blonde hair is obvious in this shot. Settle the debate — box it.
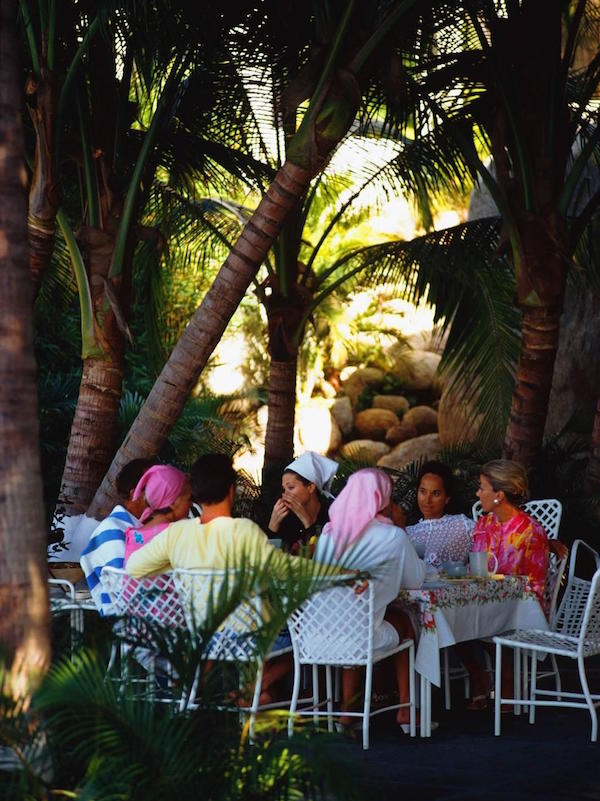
[481,460,529,506]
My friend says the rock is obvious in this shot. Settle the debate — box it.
[354,408,400,441]
[296,400,342,454]
[340,440,391,464]
[403,405,438,435]
[340,367,385,407]
[377,434,442,469]
[437,387,484,447]
[389,349,442,392]
[385,422,419,446]
[330,396,354,436]
[372,394,410,414]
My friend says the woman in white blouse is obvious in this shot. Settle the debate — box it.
[405,461,474,569]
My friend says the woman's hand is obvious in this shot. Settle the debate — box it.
[268,498,289,532]
[281,493,315,529]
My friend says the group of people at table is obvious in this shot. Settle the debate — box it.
[80,450,560,735]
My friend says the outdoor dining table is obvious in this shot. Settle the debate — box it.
[394,574,549,737]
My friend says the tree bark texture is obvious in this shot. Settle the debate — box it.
[502,304,562,467]
[0,0,51,694]
[58,223,126,516]
[264,358,298,471]
[26,66,59,292]
[88,160,312,518]
[585,398,600,494]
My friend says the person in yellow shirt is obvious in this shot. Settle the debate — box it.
[126,453,319,704]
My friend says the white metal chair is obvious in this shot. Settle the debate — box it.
[471,498,563,538]
[286,579,416,750]
[494,563,600,741]
[48,578,97,659]
[173,568,293,734]
[101,567,185,698]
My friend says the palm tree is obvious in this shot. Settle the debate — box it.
[21,1,271,526]
[0,0,50,695]
[88,0,432,518]
[400,0,600,466]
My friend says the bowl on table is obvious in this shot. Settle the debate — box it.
[441,561,468,578]
[48,562,85,585]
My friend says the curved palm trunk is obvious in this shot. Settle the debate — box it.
[89,161,312,518]
[0,0,50,695]
[502,304,562,466]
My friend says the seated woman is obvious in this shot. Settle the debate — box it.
[457,459,549,709]
[124,464,192,564]
[405,460,474,569]
[267,452,338,553]
[314,468,425,733]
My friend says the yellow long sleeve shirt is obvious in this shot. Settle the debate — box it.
[125,516,293,577]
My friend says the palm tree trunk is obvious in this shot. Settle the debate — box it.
[88,160,312,518]
[502,304,562,467]
[0,0,51,696]
[27,67,59,291]
[263,358,298,472]
[585,397,600,494]
[58,355,124,514]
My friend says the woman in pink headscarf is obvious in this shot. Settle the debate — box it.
[314,468,425,732]
[124,465,192,564]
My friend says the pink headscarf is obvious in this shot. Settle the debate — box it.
[322,468,394,557]
[133,464,188,523]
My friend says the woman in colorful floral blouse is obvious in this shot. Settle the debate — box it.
[458,459,549,709]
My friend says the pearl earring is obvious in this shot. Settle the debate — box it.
[493,498,499,505]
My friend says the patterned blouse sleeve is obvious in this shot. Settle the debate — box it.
[471,516,491,552]
[523,518,549,599]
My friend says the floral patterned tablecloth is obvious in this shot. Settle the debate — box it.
[394,576,548,686]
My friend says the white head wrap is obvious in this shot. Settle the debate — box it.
[284,452,339,499]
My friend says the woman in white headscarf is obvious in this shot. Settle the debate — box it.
[267,452,338,553]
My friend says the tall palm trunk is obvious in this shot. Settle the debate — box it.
[89,161,312,518]
[263,358,298,485]
[58,223,126,516]
[0,0,50,695]
[502,304,563,466]
[585,398,600,494]
[26,65,59,291]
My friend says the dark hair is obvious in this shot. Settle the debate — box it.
[191,453,237,504]
[282,469,312,487]
[417,460,454,498]
[115,457,157,499]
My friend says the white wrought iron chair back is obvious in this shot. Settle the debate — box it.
[101,567,185,629]
[471,498,562,539]
[287,580,375,666]
[172,568,264,661]
[553,539,600,636]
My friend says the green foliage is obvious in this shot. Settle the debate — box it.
[0,559,369,801]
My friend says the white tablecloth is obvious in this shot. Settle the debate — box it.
[396,575,549,687]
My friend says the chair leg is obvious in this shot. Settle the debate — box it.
[443,649,451,710]
[288,653,301,738]
[514,648,521,715]
[494,642,502,736]
[312,665,319,727]
[325,666,334,733]
[529,650,537,725]
[409,642,416,738]
[248,664,263,741]
[362,661,373,750]
[578,654,598,742]
[551,653,562,700]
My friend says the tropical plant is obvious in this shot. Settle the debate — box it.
[392,0,600,466]
[0,0,50,698]
[0,557,364,801]
[89,0,448,519]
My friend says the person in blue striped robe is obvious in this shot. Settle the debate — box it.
[80,458,156,615]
